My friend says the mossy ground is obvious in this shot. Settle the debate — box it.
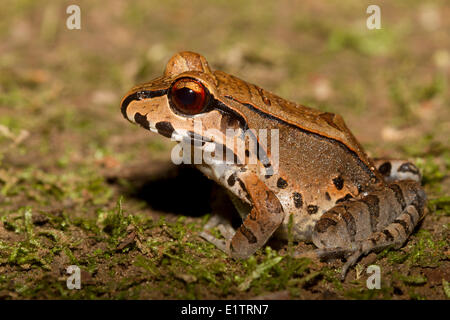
[0,0,449,299]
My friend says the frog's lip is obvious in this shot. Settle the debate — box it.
[148,122,184,142]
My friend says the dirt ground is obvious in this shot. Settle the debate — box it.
[0,0,449,299]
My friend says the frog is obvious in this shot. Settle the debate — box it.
[120,51,426,279]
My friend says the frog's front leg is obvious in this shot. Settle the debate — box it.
[311,180,426,280]
[201,173,285,259]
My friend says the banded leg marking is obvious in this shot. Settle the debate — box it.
[312,180,426,280]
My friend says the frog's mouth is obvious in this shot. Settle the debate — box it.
[145,119,213,147]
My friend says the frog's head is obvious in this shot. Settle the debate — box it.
[120,51,246,147]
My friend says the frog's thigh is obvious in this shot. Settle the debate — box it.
[373,158,421,183]
[311,180,426,278]
[229,174,285,259]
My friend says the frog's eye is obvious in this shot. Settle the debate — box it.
[169,78,208,115]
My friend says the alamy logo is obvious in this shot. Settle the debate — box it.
[66,5,81,30]
[366,5,381,30]
[366,265,381,289]
[66,265,81,289]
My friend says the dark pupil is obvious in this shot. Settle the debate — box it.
[175,87,197,108]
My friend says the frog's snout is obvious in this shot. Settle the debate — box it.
[120,91,134,121]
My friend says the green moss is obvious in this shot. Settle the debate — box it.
[327,28,396,56]
[134,255,158,276]
[97,197,132,246]
[428,196,450,216]
[443,280,450,299]
[344,287,392,300]
[238,248,283,291]
[384,230,447,269]
[394,272,427,286]
[416,157,446,191]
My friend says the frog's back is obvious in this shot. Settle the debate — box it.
[214,70,376,171]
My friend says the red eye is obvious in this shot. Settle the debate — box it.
[170,78,207,115]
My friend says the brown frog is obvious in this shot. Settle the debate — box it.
[121,51,426,279]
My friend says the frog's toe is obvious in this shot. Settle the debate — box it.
[217,224,235,240]
[340,249,365,281]
[199,231,230,254]
[315,246,364,281]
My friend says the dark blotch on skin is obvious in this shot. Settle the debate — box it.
[265,191,283,214]
[227,173,236,187]
[389,183,406,210]
[361,195,380,231]
[134,113,150,130]
[155,121,175,138]
[394,218,409,234]
[332,176,344,190]
[293,192,303,208]
[357,183,363,193]
[398,162,419,175]
[411,193,426,217]
[336,193,353,204]
[382,229,394,242]
[237,178,251,202]
[277,177,288,189]
[239,224,257,244]
[315,214,338,233]
[340,206,356,240]
[378,162,392,176]
[307,205,318,215]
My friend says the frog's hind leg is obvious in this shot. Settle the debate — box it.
[373,159,421,183]
[312,180,426,280]
[201,173,285,259]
